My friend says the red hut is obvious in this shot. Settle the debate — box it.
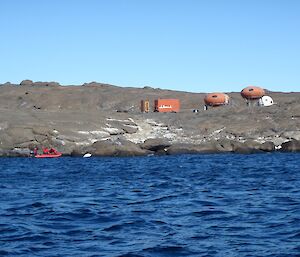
[154,99,180,113]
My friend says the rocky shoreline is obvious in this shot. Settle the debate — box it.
[0,80,299,157]
[2,138,300,157]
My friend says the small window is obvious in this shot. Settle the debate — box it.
[249,88,254,91]
[212,95,217,98]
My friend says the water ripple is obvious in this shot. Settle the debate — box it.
[0,153,300,256]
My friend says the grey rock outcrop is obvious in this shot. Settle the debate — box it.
[0,148,32,157]
[259,141,275,152]
[140,138,171,152]
[214,139,274,153]
[90,139,149,157]
[91,140,118,156]
[166,143,217,155]
[242,140,275,152]
[281,140,300,152]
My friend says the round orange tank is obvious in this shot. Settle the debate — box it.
[241,86,265,100]
[204,93,230,106]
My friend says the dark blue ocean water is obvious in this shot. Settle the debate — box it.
[0,153,300,257]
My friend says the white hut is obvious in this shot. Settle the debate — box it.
[258,96,274,107]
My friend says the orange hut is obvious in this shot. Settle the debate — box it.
[204,93,230,107]
[241,86,265,100]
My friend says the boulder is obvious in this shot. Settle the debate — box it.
[116,106,135,113]
[242,140,274,152]
[114,139,149,156]
[243,140,261,149]
[90,139,148,156]
[232,141,261,154]
[140,138,171,151]
[121,125,138,134]
[91,140,117,156]
[20,80,33,86]
[166,143,217,155]
[281,140,300,152]
[259,141,275,152]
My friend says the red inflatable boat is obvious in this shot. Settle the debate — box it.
[35,153,62,158]
[34,147,62,158]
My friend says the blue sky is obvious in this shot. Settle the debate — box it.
[1,0,299,92]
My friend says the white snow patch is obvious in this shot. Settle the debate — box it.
[78,130,110,136]
[210,127,226,136]
[164,133,177,139]
[78,131,89,135]
[53,138,65,145]
[91,131,110,135]
[123,118,180,144]
[103,127,121,134]
[106,118,133,122]
[123,124,138,128]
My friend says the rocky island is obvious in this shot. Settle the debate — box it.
[0,80,299,157]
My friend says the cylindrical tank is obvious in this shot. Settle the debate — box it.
[141,100,150,112]
[204,93,230,106]
[241,86,265,100]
